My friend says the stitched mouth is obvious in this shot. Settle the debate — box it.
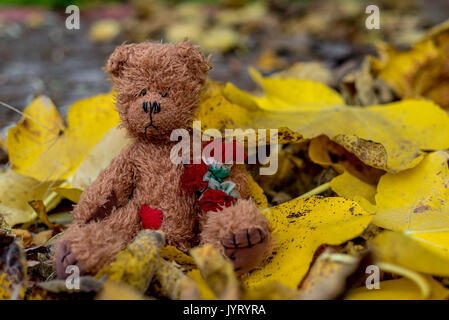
[145,122,158,132]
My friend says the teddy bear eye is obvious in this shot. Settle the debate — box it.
[140,89,147,97]
[161,92,168,98]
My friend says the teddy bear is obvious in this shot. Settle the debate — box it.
[54,40,271,279]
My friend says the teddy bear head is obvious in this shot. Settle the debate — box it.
[105,40,211,141]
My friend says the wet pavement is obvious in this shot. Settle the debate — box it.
[1,1,448,131]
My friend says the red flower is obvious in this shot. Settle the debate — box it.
[199,189,234,212]
[181,162,209,194]
[139,205,164,230]
[203,140,247,164]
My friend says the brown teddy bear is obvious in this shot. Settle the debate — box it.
[54,40,271,279]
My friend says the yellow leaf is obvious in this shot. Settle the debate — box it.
[346,276,449,300]
[0,135,6,151]
[187,269,217,300]
[246,172,268,209]
[7,94,119,182]
[271,62,334,86]
[373,19,449,109]
[29,200,54,230]
[152,259,201,300]
[71,126,131,190]
[96,280,146,300]
[374,40,440,98]
[0,169,62,226]
[372,151,449,232]
[160,245,195,270]
[255,50,287,72]
[243,282,302,300]
[330,171,377,204]
[190,245,240,300]
[198,78,449,173]
[89,19,121,43]
[52,186,83,203]
[95,230,164,292]
[247,67,344,112]
[368,151,449,276]
[244,196,372,289]
[308,135,385,184]
[372,231,449,276]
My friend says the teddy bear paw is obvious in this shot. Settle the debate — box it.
[221,227,270,275]
[55,240,85,280]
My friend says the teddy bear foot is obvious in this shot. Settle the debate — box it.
[221,227,270,275]
[55,240,85,280]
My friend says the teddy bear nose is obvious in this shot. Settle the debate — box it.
[151,101,161,114]
[142,101,161,114]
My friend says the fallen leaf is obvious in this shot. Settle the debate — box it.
[89,19,121,43]
[160,245,195,271]
[0,169,62,226]
[190,245,241,300]
[199,76,449,173]
[346,276,449,300]
[371,230,449,277]
[95,230,164,292]
[70,125,130,190]
[186,269,217,300]
[371,151,449,233]
[255,50,287,72]
[242,281,302,300]
[330,171,377,204]
[358,151,449,277]
[308,135,385,184]
[11,229,32,247]
[7,94,119,182]
[372,19,449,109]
[29,200,65,233]
[150,259,200,300]
[340,57,395,106]
[0,230,27,300]
[52,186,83,204]
[247,67,344,112]
[96,279,146,300]
[272,62,335,87]
[32,229,53,247]
[244,196,372,289]
[299,249,368,300]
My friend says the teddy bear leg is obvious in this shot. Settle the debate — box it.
[199,199,271,275]
[54,211,141,279]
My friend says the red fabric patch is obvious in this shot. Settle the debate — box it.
[199,189,234,212]
[139,205,163,230]
[180,162,209,195]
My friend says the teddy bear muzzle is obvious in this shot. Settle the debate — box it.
[143,100,162,131]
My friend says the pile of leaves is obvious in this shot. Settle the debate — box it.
[2,18,449,300]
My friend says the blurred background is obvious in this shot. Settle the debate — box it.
[1,0,448,130]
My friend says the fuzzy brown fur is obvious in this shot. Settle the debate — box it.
[54,40,271,278]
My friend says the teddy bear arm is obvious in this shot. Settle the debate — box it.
[72,151,136,222]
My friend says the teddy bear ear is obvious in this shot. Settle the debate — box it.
[104,44,135,78]
[175,39,213,77]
